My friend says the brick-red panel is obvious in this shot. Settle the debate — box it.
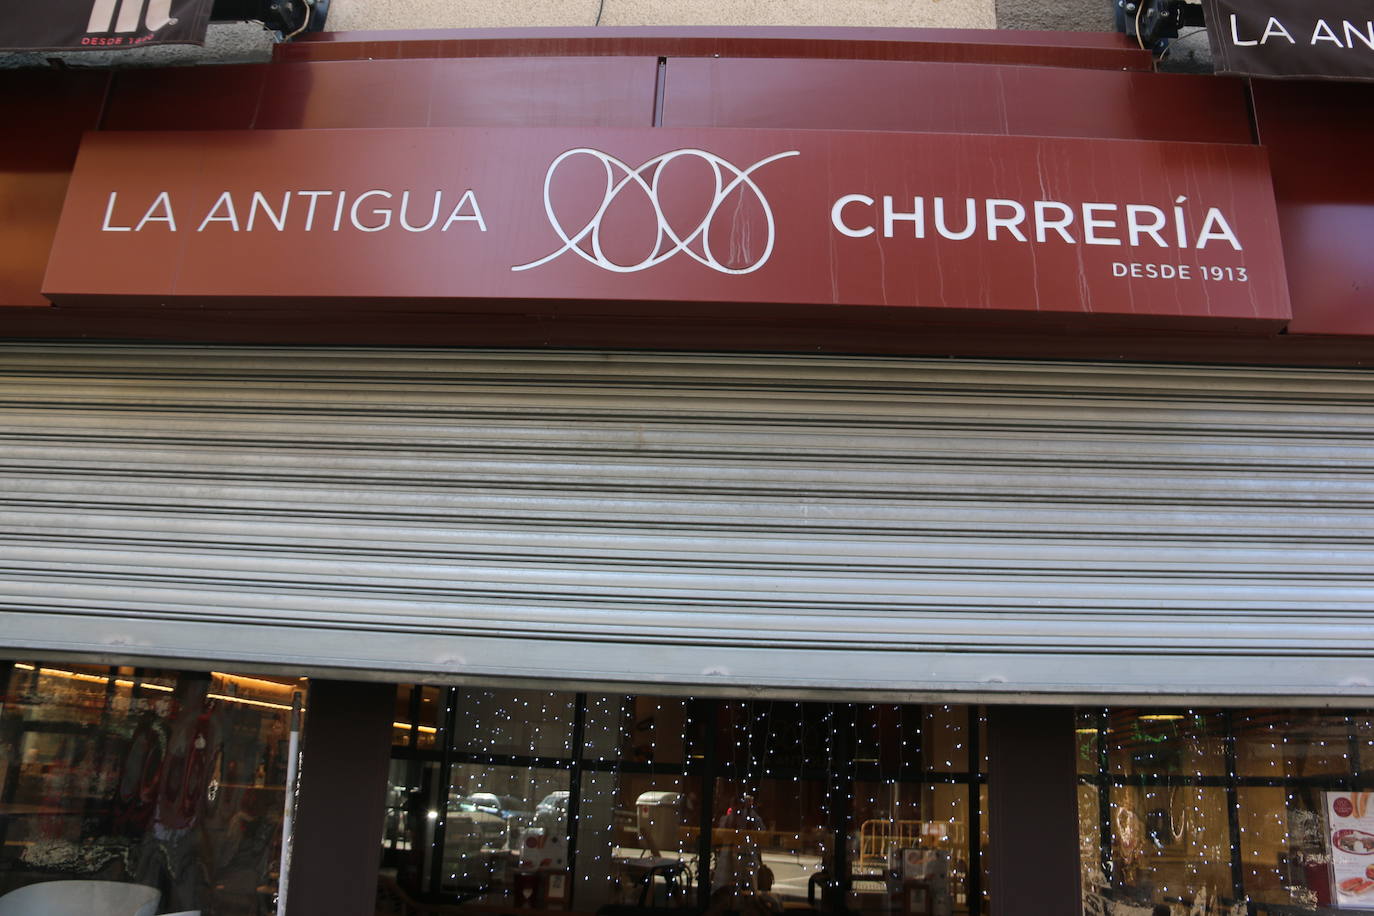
[0,70,108,146]
[277,26,1151,72]
[254,57,658,129]
[663,58,1253,143]
[1252,79,1374,337]
[106,58,658,131]
[10,302,1372,367]
[0,70,108,308]
[105,65,271,130]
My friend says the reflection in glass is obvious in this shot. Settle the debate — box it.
[378,691,984,916]
[707,701,835,914]
[1103,784,1232,902]
[391,685,442,751]
[848,781,971,916]
[441,764,570,901]
[0,662,303,914]
[450,689,574,759]
[381,758,441,894]
[856,703,970,772]
[977,784,989,914]
[392,685,413,748]
[709,774,831,913]
[1079,707,1374,914]
[583,695,688,764]
[1234,710,1353,779]
[1104,709,1227,779]
[579,772,697,912]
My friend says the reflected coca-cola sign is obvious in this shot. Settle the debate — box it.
[44,127,1291,326]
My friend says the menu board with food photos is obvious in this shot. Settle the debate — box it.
[1326,791,1374,907]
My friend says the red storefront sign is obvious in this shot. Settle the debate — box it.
[43,127,1291,326]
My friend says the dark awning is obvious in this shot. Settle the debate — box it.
[1203,0,1374,82]
[0,0,212,51]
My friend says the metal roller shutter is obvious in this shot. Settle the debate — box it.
[1,343,1371,702]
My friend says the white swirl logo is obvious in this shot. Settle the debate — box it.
[512,147,800,275]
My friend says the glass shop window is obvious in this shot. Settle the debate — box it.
[381,757,442,888]
[582,693,688,765]
[0,661,305,915]
[578,771,699,912]
[577,694,696,912]
[708,701,836,915]
[850,704,984,916]
[1078,707,1374,915]
[451,688,575,759]
[392,685,443,751]
[377,691,986,916]
[379,688,584,913]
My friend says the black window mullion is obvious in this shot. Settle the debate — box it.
[565,692,587,910]
[1349,713,1364,784]
[580,758,686,776]
[1096,709,1112,886]
[389,746,443,763]
[830,703,856,915]
[1222,710,1245,905]
[0,664,17,856]
[429,686,460,899]
[967,705,983,916]
[400,685,423,860]
[695,697,718,902]
[849,766,978,785]
[437,753,692,776]
[407,684,422,752]
[449,751,572,769]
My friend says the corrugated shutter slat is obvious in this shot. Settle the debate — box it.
[1,344,1372,702]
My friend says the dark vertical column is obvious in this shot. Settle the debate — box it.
[565,692,588,908]
[1,663,21,806]
[1348,714,1364,784]
[1095,710,1112,884]
[694,697,718,901]
[385,686,419,863]
[1222,711,1244,904]
[0,662,18,854]
[827,703,857,914]
[967,706,984,916]
[429,687,459,898]
[987,705,1081,916]
[287,679,395,916]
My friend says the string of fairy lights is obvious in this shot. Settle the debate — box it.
[390,690,990,912]
[1081,708,1374,911]
[394,692,1374,913]
[16,663,1374,914]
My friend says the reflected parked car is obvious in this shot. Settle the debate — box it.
[534,790,570,833]
[448,791,533,848]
